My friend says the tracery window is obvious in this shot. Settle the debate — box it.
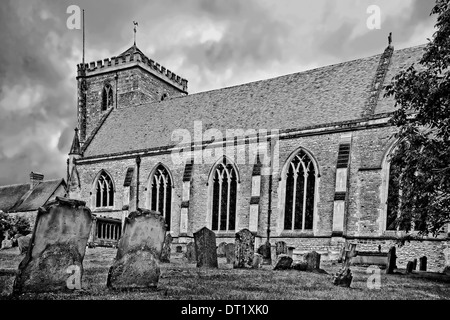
[101,84,114,111]
[149,164,172,230]
[95,171,114,208]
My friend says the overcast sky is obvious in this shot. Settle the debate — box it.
[0,0,437,185]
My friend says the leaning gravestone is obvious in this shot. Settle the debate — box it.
[234,229,255,269]
[107,209,166,290]
[304,251,321,271]
[194,227,218,268]
[13,197,92,294]
[217,242,227,258]
[274,254,293,270]
[275,241,287,256]
[225,243,235,264]
[17,234,32,254]
[160,233,173,263]
[386,246,397,274]
[185,242,196,263]
[332,243,356,288]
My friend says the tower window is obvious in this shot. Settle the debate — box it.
[211,158,238,232]
[283,149,316,231]
[102,84,114,111]
[95,171,114,208]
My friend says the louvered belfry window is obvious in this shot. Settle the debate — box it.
[284,150,316,231]
[150,165,172,231]
[211,159,238,232]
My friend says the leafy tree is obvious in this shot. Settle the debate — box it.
[384,0,450,236]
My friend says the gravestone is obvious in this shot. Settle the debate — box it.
[185,242,196,263]
[275,241,287,256]
[406,261,414,274]
[304,251,321,271]
[17,234,32,254]
[252,253,263,269]
[257,242,272,265]
[217,242,227,258]
[444,248,450,274]
[107,209,166,290]
[419,256,427,271]
[1,239,13,250]
[225,243,235,264]
[13,198,92,294]
[234,229,255,269]
[291,261,308,271]
[386,246,397,274]
[274,254,293,270]
[194,227,218,268]
[160,233,173,263]
[333,268,353,287]
[412,258,417,270]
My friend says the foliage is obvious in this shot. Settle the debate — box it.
[384,0,450,236]
[0,212,31,241]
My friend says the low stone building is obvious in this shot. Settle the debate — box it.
[0,172,67,233]
[67,41,449,271]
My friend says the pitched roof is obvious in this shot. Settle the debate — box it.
[83,45,426,158]
[0,179,66,213]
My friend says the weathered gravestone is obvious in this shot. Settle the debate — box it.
[160,233,173,263]
[406,261,414,274]
[194,227,218,268]
[13,197,92,294]
[17,234,32,254]
[274,254,293,270]
[185,242,196,263]
[234,229,255,269]
[1,239,13,250]
[107,209,166,290]
[252,253,263,269]
[217,242,227,258]
[412,258,417,270]
[304,251,321,271]
[386,246,397,274]
[332,243,356,288]
[275,241,287,256]
[257,242,272,265]
[419,256,427,271]
[225,243,235,264]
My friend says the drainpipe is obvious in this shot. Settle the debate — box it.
[136,155,141,211]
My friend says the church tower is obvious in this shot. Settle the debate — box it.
[76,44,188,145]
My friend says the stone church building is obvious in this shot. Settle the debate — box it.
[67,41,449,271]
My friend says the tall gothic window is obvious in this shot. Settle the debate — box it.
[211,158,238,232]
[284,150,316,231]
[101,84,113,111]
[149,165,172,230]
[95,171,114,208]
[386,161,401,231]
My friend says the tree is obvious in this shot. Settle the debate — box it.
[384,0,450,236]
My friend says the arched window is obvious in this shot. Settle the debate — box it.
[149,164,172,230]
[95,171,114,208]
[101,84,114,111]
[386,160,401,230]
[210,158,238,232]
[283,149,316,231]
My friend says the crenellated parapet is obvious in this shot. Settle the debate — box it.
[77,50,188,93]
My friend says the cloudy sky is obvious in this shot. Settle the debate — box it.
[0,0,437,185]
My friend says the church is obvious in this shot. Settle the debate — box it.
[66,38,449,271]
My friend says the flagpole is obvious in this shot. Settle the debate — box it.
[82,9,85,65]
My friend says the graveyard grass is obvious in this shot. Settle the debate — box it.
[1,247,449,300]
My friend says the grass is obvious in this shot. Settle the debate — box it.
[1,246,449,300]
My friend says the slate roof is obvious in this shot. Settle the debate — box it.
[0,179,66,213]
[83,45,426,158]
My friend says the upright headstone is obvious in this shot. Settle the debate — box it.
[160,233,173,263]
[234,229,255,269]
[412,258,417,270]
[17,234,32,254]
[194,227,218,268]
[13,198,92,294]
[185,242,196,263]
[217,242,227,258]
[257,242,272,265]
[304,251,321,271]
[386,246,397,274]
[406,261,414,274]
[252,253,263,269]
[419,256,427,271]
[225,243,235,264]
[275,241,287,256]
[107,209,166,290]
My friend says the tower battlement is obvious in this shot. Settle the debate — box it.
[77,50,188,93]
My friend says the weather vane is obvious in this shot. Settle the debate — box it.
[133,21,139,46]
